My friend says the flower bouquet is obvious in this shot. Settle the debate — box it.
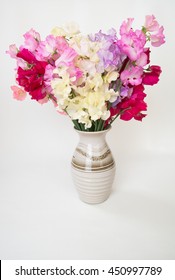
[7,16,165,203]
[7,15,165,132]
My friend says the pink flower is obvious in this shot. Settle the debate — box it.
[36,35,57,60]
[118,29,146,61]
[144,15,165,47]
[6,44,18,58]
[67,66,83,82]
[136,52,148,67]
[23,29,41,52]
[36,35,69,61]
[150,26,165,47]
[55,47,77,67]
[144,15,159,32]
[142,65,162,85]
[120,18,134,35]
[120,66,143,86]
[11,85,27,101]
[37,96,49,104]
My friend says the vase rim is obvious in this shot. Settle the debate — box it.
[74,125,111,135]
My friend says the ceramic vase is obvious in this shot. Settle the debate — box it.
[71,127,116,204]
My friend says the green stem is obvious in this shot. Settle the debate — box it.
[94,121,98,131]
[79,123,85,131]
[72,120,81,130]
[96,119,104,131]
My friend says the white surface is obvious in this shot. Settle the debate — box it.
[0,0,175,259]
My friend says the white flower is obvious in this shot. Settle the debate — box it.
[51,72,72,109]
[108,89,119,103]
[51,22,80,38]
[70,35,100,62]
[83,90,110,121]
[104,71,119,83]
[66,97,92,129]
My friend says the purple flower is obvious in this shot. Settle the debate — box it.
[89,29,122,72]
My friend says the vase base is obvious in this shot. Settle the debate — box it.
[78,192,111,204]
[72,165,115,204]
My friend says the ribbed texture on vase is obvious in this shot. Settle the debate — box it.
[72,165,115,204]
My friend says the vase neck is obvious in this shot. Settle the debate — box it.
[76,129,109,145]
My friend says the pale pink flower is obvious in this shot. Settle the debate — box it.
[150,26,165,47]
[36,35,69,61]
[6,44,18,58]
[24,28,41,41]
[35,35,58,60]
[6,45,27,69]
[136,52,148,67]
[37,96,49,104]
[23,29,41,52]
[11,85,27,101]
[144,15,159,32]
[44,65,55,83]
[55,47,77,67]
[55,36,69,52]
[144,15,165,47]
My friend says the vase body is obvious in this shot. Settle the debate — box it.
[71,128,116,204]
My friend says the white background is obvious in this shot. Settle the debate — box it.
[0,0,175,259]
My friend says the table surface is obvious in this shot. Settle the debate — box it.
[0,151,174,260]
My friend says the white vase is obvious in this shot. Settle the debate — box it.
[71,127,116,204]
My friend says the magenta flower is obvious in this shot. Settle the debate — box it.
[16,49,48,100]
[142,65,162,85]
[109,84,147,121]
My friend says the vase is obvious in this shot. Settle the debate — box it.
[71,127,116,204]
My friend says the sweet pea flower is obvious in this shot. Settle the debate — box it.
[142,65,162,85]
[109,84,147,121]
[118,30,146,61]
[120,66,143,86]
[36,35,69,61]
[52,22,80,38]
[11,85,27,101]
[144,15,159,32]
[150,26,165,47]
[89,29,121,72]
[16,49,48,100]
[55,47,77,67]
[120,18,134,35]
[144,15,165,47]
[37,96,49,104]
[23,29,41,52]
[6,44,18,58]
[7,17,165,130]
